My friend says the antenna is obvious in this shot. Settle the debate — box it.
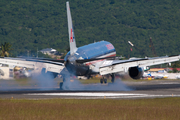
[27,50,29,57]
[37,47,38,58]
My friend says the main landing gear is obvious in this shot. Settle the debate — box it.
[100,73,115,84]
[59,74,71,90]
[111,73,115,83]
[59,77,66,90]
[100,76,107,84]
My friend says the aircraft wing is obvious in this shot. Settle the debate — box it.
[99,55,180,75]
[0,57,64,73]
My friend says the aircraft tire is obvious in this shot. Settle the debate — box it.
[100,79,103,84]
[59,82,63,90]
[111,79,114,83]
[111,74,115,83]
[104,79,107,84]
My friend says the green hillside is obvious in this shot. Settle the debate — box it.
[0,0,180,58]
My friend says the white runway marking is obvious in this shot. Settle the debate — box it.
[26,92,180,99]
[160,82,179,84]
[27,93,147,97]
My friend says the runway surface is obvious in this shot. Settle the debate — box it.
[0,79,180,99]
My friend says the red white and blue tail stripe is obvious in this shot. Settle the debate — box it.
[66,1,77,55]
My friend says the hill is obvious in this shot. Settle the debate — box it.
[0,0,180,58]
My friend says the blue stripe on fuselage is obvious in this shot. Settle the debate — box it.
[64,41,116,61]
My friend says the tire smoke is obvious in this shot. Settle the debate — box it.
[31,72,57,90]
[62,78,132,91]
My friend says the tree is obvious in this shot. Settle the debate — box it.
[0,42,12,57]
[38,52,52,58]
[173,68,178,73]
[172,61,180,73]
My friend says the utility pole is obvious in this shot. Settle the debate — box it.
[37,47,38,58]
[27,50,29,57]
[27,50,31,57]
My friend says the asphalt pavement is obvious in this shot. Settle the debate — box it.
[0,79,180,99]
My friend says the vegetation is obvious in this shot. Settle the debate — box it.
[0,42,12,57]
[0,0,180,58]
[171,61,180,72]
[0,98,180,120]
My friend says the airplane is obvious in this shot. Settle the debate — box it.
[0,1,180,89]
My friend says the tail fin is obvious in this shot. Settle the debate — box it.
[66,1,77,55]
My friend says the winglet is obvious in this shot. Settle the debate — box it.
[66,1,77,55]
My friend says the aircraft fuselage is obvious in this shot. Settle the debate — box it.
[64,41,116,76]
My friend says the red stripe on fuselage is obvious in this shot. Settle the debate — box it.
[85,53,116,66]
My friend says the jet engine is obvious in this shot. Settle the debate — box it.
[128,66,144,79]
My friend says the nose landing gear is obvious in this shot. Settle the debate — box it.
[111,74,115,83]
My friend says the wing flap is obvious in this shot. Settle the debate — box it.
[0,57,64,73]
[0,58,35,68]
[138,56,180,67]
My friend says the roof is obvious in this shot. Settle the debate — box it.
[40,48,56,52]
[148,68,180,72]
[168,68,180,71]
[148,68,165,72]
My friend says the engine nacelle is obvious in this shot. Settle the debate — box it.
[128,66,144,79]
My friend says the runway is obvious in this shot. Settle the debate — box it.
[0,79,180,99]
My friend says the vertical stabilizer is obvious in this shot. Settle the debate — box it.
[66,1,77,55]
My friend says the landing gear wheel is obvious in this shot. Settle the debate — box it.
[104,79,107,84]
[59,82,63,90]
[100,79,103,84]
[87,75,91,79]
[111,74,115,83]
[111,79,114,83]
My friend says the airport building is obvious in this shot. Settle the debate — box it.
[148,68,180,73]
[40,48,57,55]
[148,68,167,73]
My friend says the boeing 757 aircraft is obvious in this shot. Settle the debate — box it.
[0,1,180,88]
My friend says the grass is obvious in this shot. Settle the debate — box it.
[0,78,180,119]
[0,98,180,120]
